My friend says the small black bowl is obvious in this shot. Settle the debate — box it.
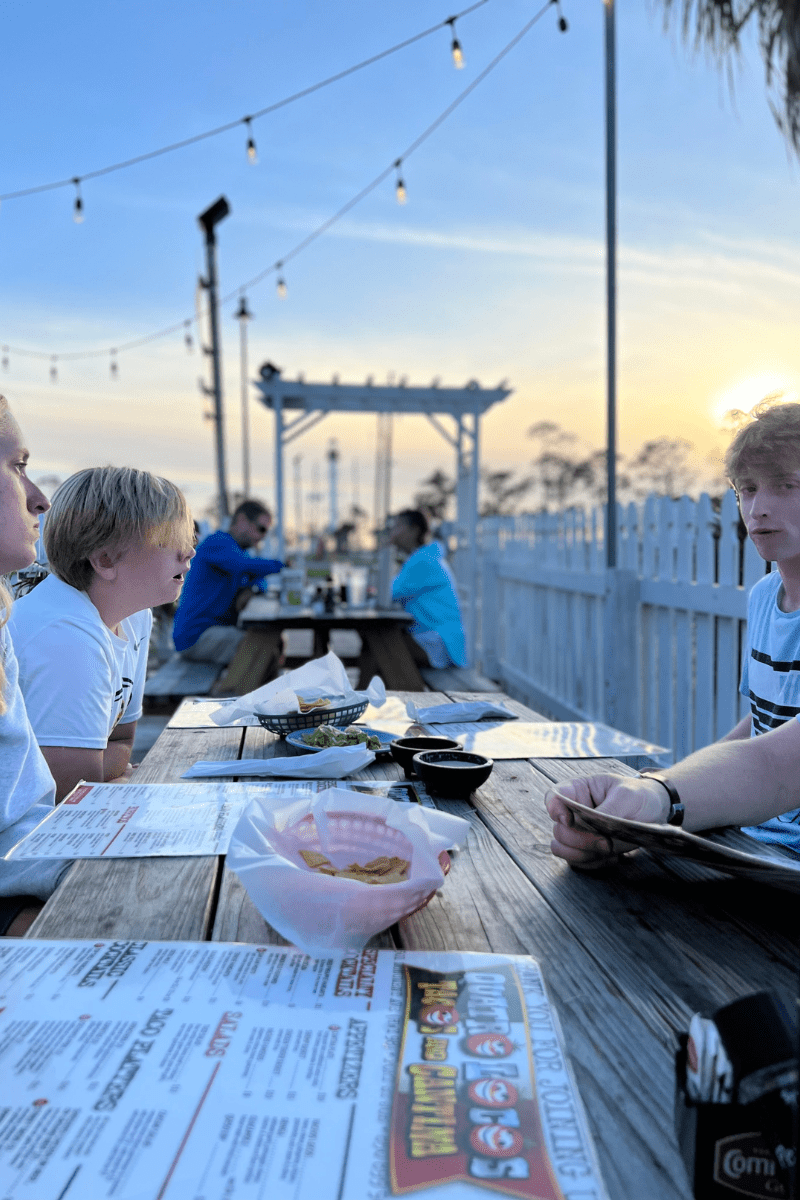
[390,736,462,779]
[413,750,494,798]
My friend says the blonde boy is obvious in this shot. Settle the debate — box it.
[548,399,800,864]
[9,466,194,801]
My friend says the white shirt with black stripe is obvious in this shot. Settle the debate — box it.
[739,568,800,851]
[8,574,151,750]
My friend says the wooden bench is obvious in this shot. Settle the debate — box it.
[419,665,497,692]
[143,652,222,699]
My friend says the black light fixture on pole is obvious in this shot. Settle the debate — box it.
[197,196,231,523]
[234,295,253,500]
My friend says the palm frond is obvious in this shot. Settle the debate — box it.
[658,0,800,151]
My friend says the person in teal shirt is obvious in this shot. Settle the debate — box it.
[389,509,467,669]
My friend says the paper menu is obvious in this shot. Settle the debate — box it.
[3,781,420,862]
[0,940,608,1200]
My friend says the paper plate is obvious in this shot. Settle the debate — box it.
[286,727,394,757]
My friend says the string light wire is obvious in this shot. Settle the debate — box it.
[1,0,557,365]
[0,0,492,204]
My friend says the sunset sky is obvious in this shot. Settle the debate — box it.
[1,0,799,523]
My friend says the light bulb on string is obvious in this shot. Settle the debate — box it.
[72,178,84,224]
[244,117,258,164]
[394,160,407,205]
[276,264,287,299]
[184,319,194,353]
[1,346,8,371]
[110,350,118,379]
[555,1,568,32]
[445,17,464,68]
[50,356,58,382]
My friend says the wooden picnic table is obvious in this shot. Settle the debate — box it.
[237,596,425,690]
[26,689,797,1199]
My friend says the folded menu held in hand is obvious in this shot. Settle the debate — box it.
[208,650,385,725]
[406,699,517,723]
[181,744,376,779]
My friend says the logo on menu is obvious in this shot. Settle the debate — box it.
[390,966,565,1198]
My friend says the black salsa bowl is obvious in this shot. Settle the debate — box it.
[412,750,494,798]
[390,736,462,779]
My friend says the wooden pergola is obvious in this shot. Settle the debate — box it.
[254,366,512,662]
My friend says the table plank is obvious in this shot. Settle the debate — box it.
[397,795,690,1199]
[27,727,244,941]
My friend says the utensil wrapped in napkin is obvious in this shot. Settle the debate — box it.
[208,651,385,726]
[227,788,468,954]
[181,744,375,779]
[406,700,517,723]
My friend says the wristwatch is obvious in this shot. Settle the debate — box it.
[637,770,685,826]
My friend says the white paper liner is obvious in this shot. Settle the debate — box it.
[227,788,469,955]
[209,651,386,725]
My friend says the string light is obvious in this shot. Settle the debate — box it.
[394,159,407,205]
[110,349,118,378]
[244,117,258,163]
[555,0,568,32]
[2,1,553,368]
[446,17,465,67]
[184,319,194,352]
[1,346,8,370]
[0,1,493,207]
[72,178,84,224]
[50,356,58,382]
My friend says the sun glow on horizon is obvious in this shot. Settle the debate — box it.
[710,374,800,428]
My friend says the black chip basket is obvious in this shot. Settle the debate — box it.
[256,699,369,737]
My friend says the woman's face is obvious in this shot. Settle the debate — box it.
[0,412,49,575]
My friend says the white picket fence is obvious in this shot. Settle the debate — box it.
[464,490,768,759]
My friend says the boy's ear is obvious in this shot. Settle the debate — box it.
[87,548,121,580]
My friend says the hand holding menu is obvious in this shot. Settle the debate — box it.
[557,792,800,891]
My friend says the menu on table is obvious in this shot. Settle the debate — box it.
[0,940,607,1199]
[3,780,421,862]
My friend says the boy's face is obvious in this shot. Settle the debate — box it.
[113,540,195,609]
[737,470,800,564]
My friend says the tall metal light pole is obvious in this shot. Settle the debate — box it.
[604,0,617,569]
[197,196,231,523]
[234,295,252,500]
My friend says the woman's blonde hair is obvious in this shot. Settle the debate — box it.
[44,466,193,591]
[724,397,800,486]
[0,396,14,714]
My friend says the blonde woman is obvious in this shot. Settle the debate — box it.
[9,466,195,802]
[0,396,70,935]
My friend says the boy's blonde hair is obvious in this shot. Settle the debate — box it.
[45,466,193,591]
[724,398,800,486]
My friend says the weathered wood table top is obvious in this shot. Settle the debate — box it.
[26,690,796,1199]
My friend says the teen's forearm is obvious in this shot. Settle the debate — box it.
[103,740,133,782]
[662,716,800,831]
[719,713,752,741]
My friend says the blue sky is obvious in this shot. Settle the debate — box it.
[1,0,799,520]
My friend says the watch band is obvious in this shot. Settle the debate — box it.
[638,770,685,826]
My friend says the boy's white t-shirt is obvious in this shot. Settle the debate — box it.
[0,625,68,899]
[8,574,152,749]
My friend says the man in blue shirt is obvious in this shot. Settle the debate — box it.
[173,500,282,666]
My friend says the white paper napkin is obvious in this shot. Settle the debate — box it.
[406,700,518,723]
[181,744,376,779]
[208,651,386,725]
[227,787,469,954]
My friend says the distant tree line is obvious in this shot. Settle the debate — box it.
[413,421,727,520]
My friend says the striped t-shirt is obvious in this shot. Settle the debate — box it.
[739,569,800,851]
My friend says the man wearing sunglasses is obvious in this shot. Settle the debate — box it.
[173,500,283,670]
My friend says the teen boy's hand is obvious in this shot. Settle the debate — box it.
[546,774,670,867]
